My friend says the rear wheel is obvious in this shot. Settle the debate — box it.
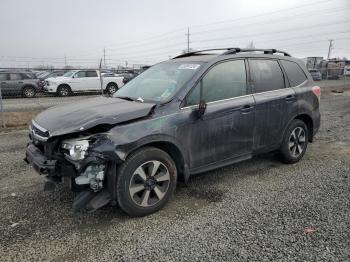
[106,83,118,95]
[57,85,71,97]
[23,86,36,98]
[116,147,177,217]
[279,119,308,164]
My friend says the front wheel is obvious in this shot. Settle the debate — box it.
[116,147,177,217]
[279,119,308,164]
[57,85,71,97]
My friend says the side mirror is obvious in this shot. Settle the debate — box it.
[198,100,207,118]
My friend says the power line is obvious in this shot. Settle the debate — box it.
[191,20,350,45]
[191,6,350,36]
[190,0,334,29]
[65,0,340,57]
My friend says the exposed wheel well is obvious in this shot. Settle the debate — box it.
[58,83,71,89]
[22,85,36,91]
[107,82,118,87]
[128,142,185,182]
[295,114,313,142]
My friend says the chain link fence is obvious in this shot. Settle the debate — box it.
[0,67,144,129]
[0,65,349,130]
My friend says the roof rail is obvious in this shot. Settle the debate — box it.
[173,48,291,59]
[172,48,239,59]
[222,48,291,56]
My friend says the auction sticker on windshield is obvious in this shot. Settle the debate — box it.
[178,64,201,70]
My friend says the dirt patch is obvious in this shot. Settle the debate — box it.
[321,84,350,95]
[1,111,39,128]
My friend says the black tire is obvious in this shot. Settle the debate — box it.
[116,147,177,217]
[57,85,71,97]
[22,86,36,98]
[106,83,118,95]
[279,119,308,164]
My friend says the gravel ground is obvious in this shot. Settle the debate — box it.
[0,87,349,261]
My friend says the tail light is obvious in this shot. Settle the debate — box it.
[312,86,321,101]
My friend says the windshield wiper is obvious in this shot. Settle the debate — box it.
[116,96,145,103]
[115,96,135,101]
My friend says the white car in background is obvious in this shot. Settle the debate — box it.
[45,70,124,96]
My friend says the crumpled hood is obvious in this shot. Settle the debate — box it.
[34,96,155,137]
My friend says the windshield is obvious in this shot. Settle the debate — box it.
[63,71,75,77]
[40,72,51,78]
[114,62,203,102]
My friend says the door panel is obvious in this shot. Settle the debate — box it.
[248,59,298,151]
[8,73,23,94]
[181,59,255,169]
[0,73,10,95]
[86,71,100,90]
[71,71,86,91]
[180,96,255,168]
[253,88,296,150]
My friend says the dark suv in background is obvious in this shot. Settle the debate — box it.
[0,71,41,97]
[25,48,321,217]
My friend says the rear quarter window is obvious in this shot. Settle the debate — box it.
[280,60,308,87]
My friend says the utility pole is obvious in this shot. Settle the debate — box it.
[103,48,106,67]
[64,55,67,66]
[327,40,333,60]
[186,27,190,53]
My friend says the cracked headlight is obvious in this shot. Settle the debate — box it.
[61,138,90,161]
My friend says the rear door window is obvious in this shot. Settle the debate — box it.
[9,73,22,80]
[86,71,98,77]
[186,60,247,106]
[0,73,8,81]
[280,60,307,86]
[249,59,285,93]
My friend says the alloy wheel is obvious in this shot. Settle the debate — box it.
[24,88,35,98]
[288,126,306,158]
[60,87,69,96]
[108,85,117,94]
[129,160,170,207]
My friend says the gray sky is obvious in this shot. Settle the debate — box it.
[0,0,349,67]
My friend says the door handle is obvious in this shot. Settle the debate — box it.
[18,81,23,84]
[285,95,295,102]
[240,105,253,113]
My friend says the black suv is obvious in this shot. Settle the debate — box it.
[25,48,321,216]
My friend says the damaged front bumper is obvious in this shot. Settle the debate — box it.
[25,143,75,176]
[24,141,119,212]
